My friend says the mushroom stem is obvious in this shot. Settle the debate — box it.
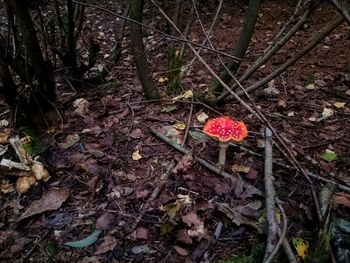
[218,141,229,165]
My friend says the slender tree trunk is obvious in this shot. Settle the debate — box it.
[67,0,78,75]
[6,0,56,103]
[0,59,18,111]
[209,0,262,95]
[130,0,160,99]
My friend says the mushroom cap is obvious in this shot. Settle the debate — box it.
[203,116,248,142]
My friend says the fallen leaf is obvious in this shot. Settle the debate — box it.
[132,150,142,161]
[287,111,295,117]
[231,164,250,173]
[333,193,350,208]
[197,112,209,123]
[0,128,12,144]
[17,187,70,221]
[173,90,193,100]
[163,200,181,219]
[65,230,102,248]
[320,149,337,162]
[94,235,118,255]
[96,212,115,230]
[292,237,309,260]
[322,108,334,118]
[173,245,189,256]
[333,101,346,108]
[131,244,157,254]
[305,83,316,90]
[176,229,192,244]
[158,76,168,83]
[172,154,193,174]
[16,176,37,194]
[182,212,201,226]
[189,130,205,140]
[173,123,186,130]
[73,98,91,118]
[129,128,143,139]
[136,227,149,240]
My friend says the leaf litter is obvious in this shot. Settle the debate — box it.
[0,1,350,262]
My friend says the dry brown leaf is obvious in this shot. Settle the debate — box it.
[16,176,37,194]
[0,128,12,144]
[94,235,118,255]
[173,245,189,256]
[333,193,350,208]
[96,212,115,230]
[17,187,70,222]
[136,227,149,240]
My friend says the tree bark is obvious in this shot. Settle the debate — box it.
[208,0,262,95]
[6,0,56,103]
[0,59,18,111]
[130,0,160,99]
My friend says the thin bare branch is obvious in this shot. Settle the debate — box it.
[71,0,240,61]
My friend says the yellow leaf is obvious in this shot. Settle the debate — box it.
[163,200,180,219]
[132,150,142,161]
[333,101,346,108]
[231,164,250,173]
[173,123,186,130]
[322,108,334,118]
[292,237,309,260]
[197,112,209,123]
[173,90,193,101]
[158,77,167,83]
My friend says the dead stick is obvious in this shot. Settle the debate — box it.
[263,128,279,262]
[148,127,263,197]
[132,160,176,229]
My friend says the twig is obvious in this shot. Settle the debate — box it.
[263,128,278,262]
[71,0,240,61]
[20,230,50,263]
[328,0,350,25]
[148,126,263,197]
[182,96,194,146]
[132,160,176,229]
[180,0,223,78]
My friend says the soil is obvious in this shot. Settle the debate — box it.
[0,0,350,262]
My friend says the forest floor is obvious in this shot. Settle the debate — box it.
[1,1,350,262]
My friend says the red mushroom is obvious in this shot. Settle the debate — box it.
[203,116,248,165]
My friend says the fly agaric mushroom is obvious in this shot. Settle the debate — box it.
[203,116,248,165]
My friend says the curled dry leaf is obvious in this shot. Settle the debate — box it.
[172,154,193,174]
[32,162,50,181]
[73,98,91,118]
[96,212,115,230]
[16,176,37,194]
[0,128,12,144]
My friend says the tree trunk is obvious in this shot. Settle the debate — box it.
[7,0,56,104]
[208,0,262,95]
[0,59,18,111]
[130,0,160,99]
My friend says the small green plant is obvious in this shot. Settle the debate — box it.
[219,244,264,263]
[22,129,44,157]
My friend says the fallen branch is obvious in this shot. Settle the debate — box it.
[263,128,279,262]
[148,126,263,197]
[328,0,350,25]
